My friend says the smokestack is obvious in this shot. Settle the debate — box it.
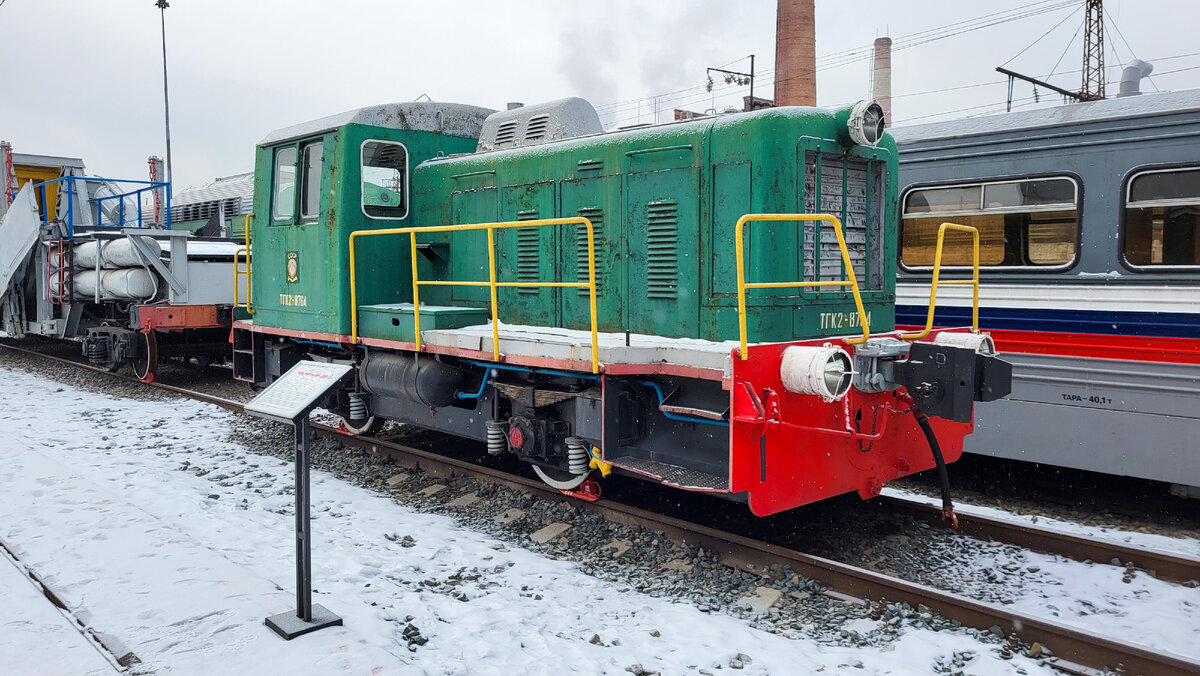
[871,37,892,127]
[1116,59,1154,97]
[775,0,816,106]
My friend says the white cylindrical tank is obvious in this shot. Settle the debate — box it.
[73,268,158,300]
[73,237,161,269]
[48,271,70,297]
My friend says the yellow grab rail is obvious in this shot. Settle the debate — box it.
[349,217,600,373]
[736,213,872,360]
[233,214,254,314]
[900,222,980,340]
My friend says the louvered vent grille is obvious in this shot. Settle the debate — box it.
[803,152,881,290]
[171,196,244,224]
[525,115,550,141]
[576,208,604,297]
[515,210,540,294]
[496,121,518,145]
[646,201,679,299]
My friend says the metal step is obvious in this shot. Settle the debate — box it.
[606,455,728,492]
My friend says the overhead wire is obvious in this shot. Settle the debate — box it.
[600,0,1078,125]
[1103,5,1159,92]
[605,7,1199,129]
[1000,3,1084,68]
[1046,13,1085,79]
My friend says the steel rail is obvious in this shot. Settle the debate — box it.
[4,340,1198,674]
[879,494,1200,586]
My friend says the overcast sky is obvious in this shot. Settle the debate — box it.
[2,0,1196,190]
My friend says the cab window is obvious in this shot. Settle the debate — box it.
[300,141,323,220]
[271,147,296,221]
[901,176,1078,268]
[1124,166,1200,267]
[361,140,408,219]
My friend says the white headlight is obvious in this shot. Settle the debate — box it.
[847,100,886,147]
[933,331,996,356]
[780,345,853,402]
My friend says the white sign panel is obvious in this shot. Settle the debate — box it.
[244,360,353,422]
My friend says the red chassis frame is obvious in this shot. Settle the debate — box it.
[729,331,973,516]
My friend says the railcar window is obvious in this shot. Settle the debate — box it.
[299,141,323,220]
[271,146,297,221]
[361,140,408,220]
[901,177,1078,268]
[1124,167,1200,267]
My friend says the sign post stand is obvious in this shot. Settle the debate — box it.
[244,360,354,640]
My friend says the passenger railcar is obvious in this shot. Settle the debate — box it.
[893,89,1200,497]
[232,98,1011,516]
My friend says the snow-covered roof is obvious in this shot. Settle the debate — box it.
[891,88,1200,144]
[11,152,85,169]
[173,172,254,209]
[260,101,497,145]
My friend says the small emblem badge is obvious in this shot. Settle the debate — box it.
[286,251,299,283]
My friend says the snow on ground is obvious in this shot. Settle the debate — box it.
[885,486,1200,558]
[0,544,115,675]
[0,364,1075,674]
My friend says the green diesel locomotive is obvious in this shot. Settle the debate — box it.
[232,97,1009,516]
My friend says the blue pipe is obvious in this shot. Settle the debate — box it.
[639,380,729,427]
[292,338,346,350]
[463,360,601,382]
[455,371,490,400]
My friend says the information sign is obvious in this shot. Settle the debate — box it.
[245,360,353,423]
[244,360,355,640]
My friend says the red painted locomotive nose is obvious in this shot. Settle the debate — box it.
[508,427,525,449]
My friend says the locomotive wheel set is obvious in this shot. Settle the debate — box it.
[230,97,1012,516]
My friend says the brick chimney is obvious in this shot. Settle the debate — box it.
[774,0,816,106]
[871,37,892,127]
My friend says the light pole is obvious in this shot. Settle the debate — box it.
[156,0,173,199]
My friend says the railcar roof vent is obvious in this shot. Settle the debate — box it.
[477,97,603,152]
[524,115,550,141]
[495,121,519,146]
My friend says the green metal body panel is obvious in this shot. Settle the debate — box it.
[250,103,898,345]
[412,106,898,343]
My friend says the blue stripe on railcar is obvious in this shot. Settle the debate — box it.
[896,305,1200,339]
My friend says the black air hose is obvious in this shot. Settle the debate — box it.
[913,408,959,530]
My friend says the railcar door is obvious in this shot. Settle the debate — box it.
[496,182,559,328]
[560,175,623,333]
[625,163,700,338]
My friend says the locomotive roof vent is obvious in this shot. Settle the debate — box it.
[477,97,603,152]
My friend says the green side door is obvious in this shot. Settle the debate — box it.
[625,166,700,338]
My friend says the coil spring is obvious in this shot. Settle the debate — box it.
[486,421,507,455]
[565,437,589,475]
[85,340,108,364]
[348,392,367,421]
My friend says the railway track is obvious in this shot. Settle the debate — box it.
[4,341,1200,675]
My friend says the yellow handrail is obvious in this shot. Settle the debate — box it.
[349,217,600,373]
[900,222,980,340]
[736,213,872,359]
[233,214,254,314]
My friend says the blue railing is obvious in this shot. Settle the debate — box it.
[30,176,171,237]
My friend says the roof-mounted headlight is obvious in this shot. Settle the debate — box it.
[842,100,886,148]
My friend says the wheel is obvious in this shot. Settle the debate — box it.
[131,331,159,382]
[532,464,590,491]
[339,415,385,436]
